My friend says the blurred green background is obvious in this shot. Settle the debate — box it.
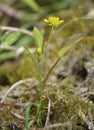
[0,0,94,85]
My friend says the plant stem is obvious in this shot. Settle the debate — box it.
[44,26,54,49]
[42,58,60,85]
[48,26,54,43]
[42,26,57,85]
[25,47,43,116]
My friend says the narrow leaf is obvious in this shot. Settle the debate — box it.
[2,32,21,46]
[21,0,42,12]
[16,35,33,47]
[0,51,16,61]
[33,27,43,49]
[25,103,32,130]
[58,34,84,58]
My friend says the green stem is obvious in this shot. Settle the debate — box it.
[25,47,43,116]
[42,58,60,85]
[42,26,61,85]
[47,26,54,44]
[44,26,54,49]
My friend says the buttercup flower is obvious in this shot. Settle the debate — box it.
[44,16,64,27]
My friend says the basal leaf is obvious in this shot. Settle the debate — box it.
[16,35,33,47]
[2,32,21,46]
[25,103,32,130]
[0,51,16,61]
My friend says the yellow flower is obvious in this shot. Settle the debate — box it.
[44,16,64,27]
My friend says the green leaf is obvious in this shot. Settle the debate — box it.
[25,103,32,130]
[2,32,21,46]
[16,35,33,47]
[58,34,84,58]
[24,102,40,130]
[0,51,16,61]
[21,0,42,12]
[33,27,43,49]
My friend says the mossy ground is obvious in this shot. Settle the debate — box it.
[0,39,94,130]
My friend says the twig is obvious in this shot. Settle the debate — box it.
[0,26,33,36]
[0,78,33,103]
[45,123,63,129]
[43,122,72,130]
[0,45,17,50]
[80,92,94,97]
[0,103,10,107]
[0,3,21,19]
[79,109,94,130]
[0,45,36,58]
[11,110,24,120]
